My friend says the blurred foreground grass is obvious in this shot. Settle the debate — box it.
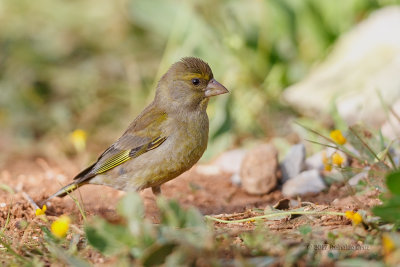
[1,0,399,162]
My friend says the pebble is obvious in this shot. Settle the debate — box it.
[305,151,324,171]
[280,143,306,183]
[282,169,327,197]
[240,144,278,195]
[230,172,242,186]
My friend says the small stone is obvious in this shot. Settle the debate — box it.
[305,151,324,171]
[195,165,221,176]
[240,144,278,195]
[348,171,368,186]
[230,172,241,186]
[282,7,400,126]
[282,169,326,197]
[280,143,306,183]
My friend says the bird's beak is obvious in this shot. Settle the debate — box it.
[204,78,229,97]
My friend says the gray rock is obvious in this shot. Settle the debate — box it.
[305,151,324,171]
[282,7,400,126]
[282,170,326,197]
[280,143,306,183]
[240,144,278,195]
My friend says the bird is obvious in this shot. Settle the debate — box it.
[43,57,228,203]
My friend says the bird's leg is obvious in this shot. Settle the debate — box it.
[149,186,162,223]
[151,185,161,196]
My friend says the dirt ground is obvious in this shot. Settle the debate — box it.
[1,155,380,225]
[0,156,383,265]
[0,158,282,225]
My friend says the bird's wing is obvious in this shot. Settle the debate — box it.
[74,104,168,182]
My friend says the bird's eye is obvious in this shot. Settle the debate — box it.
[191,78,200,86]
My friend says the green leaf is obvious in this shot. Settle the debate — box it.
[185,207,206,228]
[85,226,109,253]
[49,245,91,267]
[40,226,58,243]
[299,225,312,235]
[386,171,400,195]
[141,243,177,267]
[85,220,134,255]
[157,197,184,227]
[117,192,145,221]
[0,184,15,194]
[372,195,400,224]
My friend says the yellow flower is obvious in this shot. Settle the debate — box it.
[324,165,332,171]
[352,212,362,225]
[345,211,362,225]
[35,205,47,216]
[51,215,71,238]
[345,210,354,219]
[382,233,396,255]
[69,129,87,152]
[330,130,347,145]
[332,152,345,167]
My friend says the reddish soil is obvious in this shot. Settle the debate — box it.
[0,156,381,223]
[0,156,383,265]
[1,156,285,223]
[0,157,381,240]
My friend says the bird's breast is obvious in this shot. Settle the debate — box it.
[168,111,209,166]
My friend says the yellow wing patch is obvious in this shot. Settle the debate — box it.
[95,150,131,174]
[94,136,167,175]
[148,136,167,150]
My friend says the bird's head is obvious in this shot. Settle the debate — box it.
[155,57,229,111]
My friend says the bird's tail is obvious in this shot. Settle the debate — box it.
[41,180,87,204]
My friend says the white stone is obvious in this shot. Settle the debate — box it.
[282,169,326,197]
[195,164,222,176]
[282,7,400,126]
[305,151,324,171]
[230,172,242,186]
[280,143,306,183]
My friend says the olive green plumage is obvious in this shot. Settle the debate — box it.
[44,57,228,202]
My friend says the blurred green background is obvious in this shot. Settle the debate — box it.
[1,0,399,164]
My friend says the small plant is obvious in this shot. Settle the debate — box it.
[373,170,400,225]
[85,193,217,266]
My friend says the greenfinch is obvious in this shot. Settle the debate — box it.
[44,57,228,202]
